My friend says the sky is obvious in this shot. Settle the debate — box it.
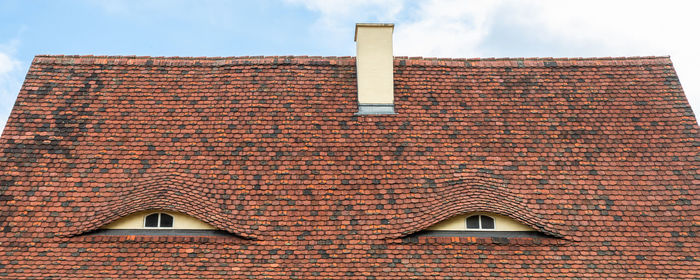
[1,0,699,133]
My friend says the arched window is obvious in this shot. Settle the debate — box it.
[144,213,174,228]
[466,215,494,230]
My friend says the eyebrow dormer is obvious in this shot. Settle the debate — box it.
[93,210,225,236]
[415,212,546,238]
[102,210,215,230]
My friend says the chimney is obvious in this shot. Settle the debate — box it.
[354,23,395,115]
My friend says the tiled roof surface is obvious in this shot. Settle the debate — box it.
[0,54,697,279]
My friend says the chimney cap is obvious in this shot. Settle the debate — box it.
[354,23,394,42]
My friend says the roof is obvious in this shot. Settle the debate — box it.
[0,54,697,279]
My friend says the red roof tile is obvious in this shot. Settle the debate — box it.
[0,54,697,279]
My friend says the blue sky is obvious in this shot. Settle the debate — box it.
[1,0,699,132]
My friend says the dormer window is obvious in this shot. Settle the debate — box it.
[466,215,495,230]
[94,210,233,236]
[411,212,548,238]
[144,213,174,228]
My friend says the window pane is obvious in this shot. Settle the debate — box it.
[160,213,173,228]
[466,216,480,229]
[145,213,159,227]
[481,216,495,229]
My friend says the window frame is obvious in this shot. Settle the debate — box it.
[465,214,496,231]
[143,212,174,229]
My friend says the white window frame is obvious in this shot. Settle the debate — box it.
[143,212,174,229]
[465,215,496,231]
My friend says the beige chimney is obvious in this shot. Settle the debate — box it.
[354,23,395,114]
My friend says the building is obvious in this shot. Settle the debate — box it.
[0,23,697,279]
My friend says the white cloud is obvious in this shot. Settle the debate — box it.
[513,0,697,53]
[0,39,25,134]
[285,0,404,27]
[394,0,502,57]
[0,40,21,76]
[284,0,405,52]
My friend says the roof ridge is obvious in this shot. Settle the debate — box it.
[32,54,673,68]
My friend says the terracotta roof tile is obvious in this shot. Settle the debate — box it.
[0,54,697,279]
